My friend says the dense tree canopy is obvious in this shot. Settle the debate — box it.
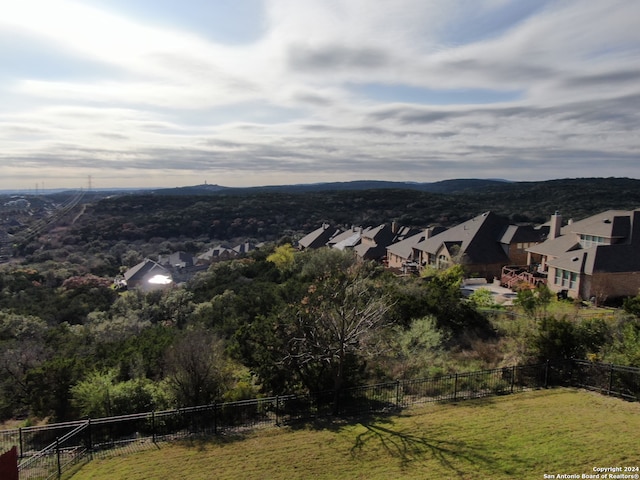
[2,179,640,423]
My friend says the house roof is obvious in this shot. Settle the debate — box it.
[353,242,387,260]
[534,209,640,278]
[392,225,424,243]
[528,209,638,258]
[499,224,547,244]
[158,251,195,268]
[548,244,640,274]
[298,224,340,249]
[233,242,257,254]
[123,258,172,287]
[586,244,640,273]
[328,228,363,250]
[414,211,511,265]
[362,224,395,243]
[197,245,235,261]
[569,210,631,239]
[354,224,419,260]
[527,233,581,257]
[387,230,429,259]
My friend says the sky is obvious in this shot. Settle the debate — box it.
[1,0,640,190]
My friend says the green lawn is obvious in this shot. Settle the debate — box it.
[71,389,640,480]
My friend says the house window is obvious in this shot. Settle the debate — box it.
[579,234,608,248]
[517,243,523,249]
[569,272,577,289]
[554,268,578,289]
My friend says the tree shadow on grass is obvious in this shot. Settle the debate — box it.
[350,421,501,477]
[175,431,253,451]
[284,410,398,433]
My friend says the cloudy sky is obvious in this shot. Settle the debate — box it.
[2,0,639,190]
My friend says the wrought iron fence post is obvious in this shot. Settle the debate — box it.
[453,373,458,400]
[395,380,401,408]
[544,359,549,388]
[87,418,93,455]
[151,411,156,444]
[608,363,614,396]
[275,396,280,426]
[213,402,217,436]
[56,437,61,480]
[18,427,23,459]
[511,365,516,394]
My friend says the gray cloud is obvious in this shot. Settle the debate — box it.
[562,69,640,88]
[2,0,640,188]
[444,58,558,84]
[287,44,390,71]
[291,92,334,106]
[368,108,456,124]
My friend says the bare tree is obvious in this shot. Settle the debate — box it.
[165,329,231,407]
[283,261,393,397]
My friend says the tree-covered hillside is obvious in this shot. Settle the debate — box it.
[67,177,640,246]
[1,177,640,425]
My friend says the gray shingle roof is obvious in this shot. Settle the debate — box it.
[414,211,511,265]
[568,210,632,239]
[329,228,362,250]
[528,209,637,258]
[499,224,547,244]
[298,224,340,249]
[548,244,640,274]
[386,230,428,259]
[124,259,170,284]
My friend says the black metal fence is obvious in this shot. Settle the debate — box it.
[2,360,638,480]
[565,360,640,401]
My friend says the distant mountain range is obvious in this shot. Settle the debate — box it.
[146,178,514,196]
[3,177,639,200]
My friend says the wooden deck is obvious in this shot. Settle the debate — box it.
[500,266,547,289]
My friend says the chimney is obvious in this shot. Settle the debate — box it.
[550,211,562,240]
[391,221,398,234]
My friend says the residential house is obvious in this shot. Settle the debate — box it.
[499,224,549,266]
[197,245,236,264]
[120,258,173,291]
[328,227,364,251]
[386,226,446,272]
[353,224,398,260]
[297,223,340,250]
[413,212,533,280]
[158,251,196,269]
[297,222,421,262]
[157,251,207,283]
[525,209,640,302]
[233,241,259,255]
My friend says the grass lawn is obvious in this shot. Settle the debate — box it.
[70,389,640,480]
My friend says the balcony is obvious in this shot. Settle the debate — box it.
[501,265,547,290]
